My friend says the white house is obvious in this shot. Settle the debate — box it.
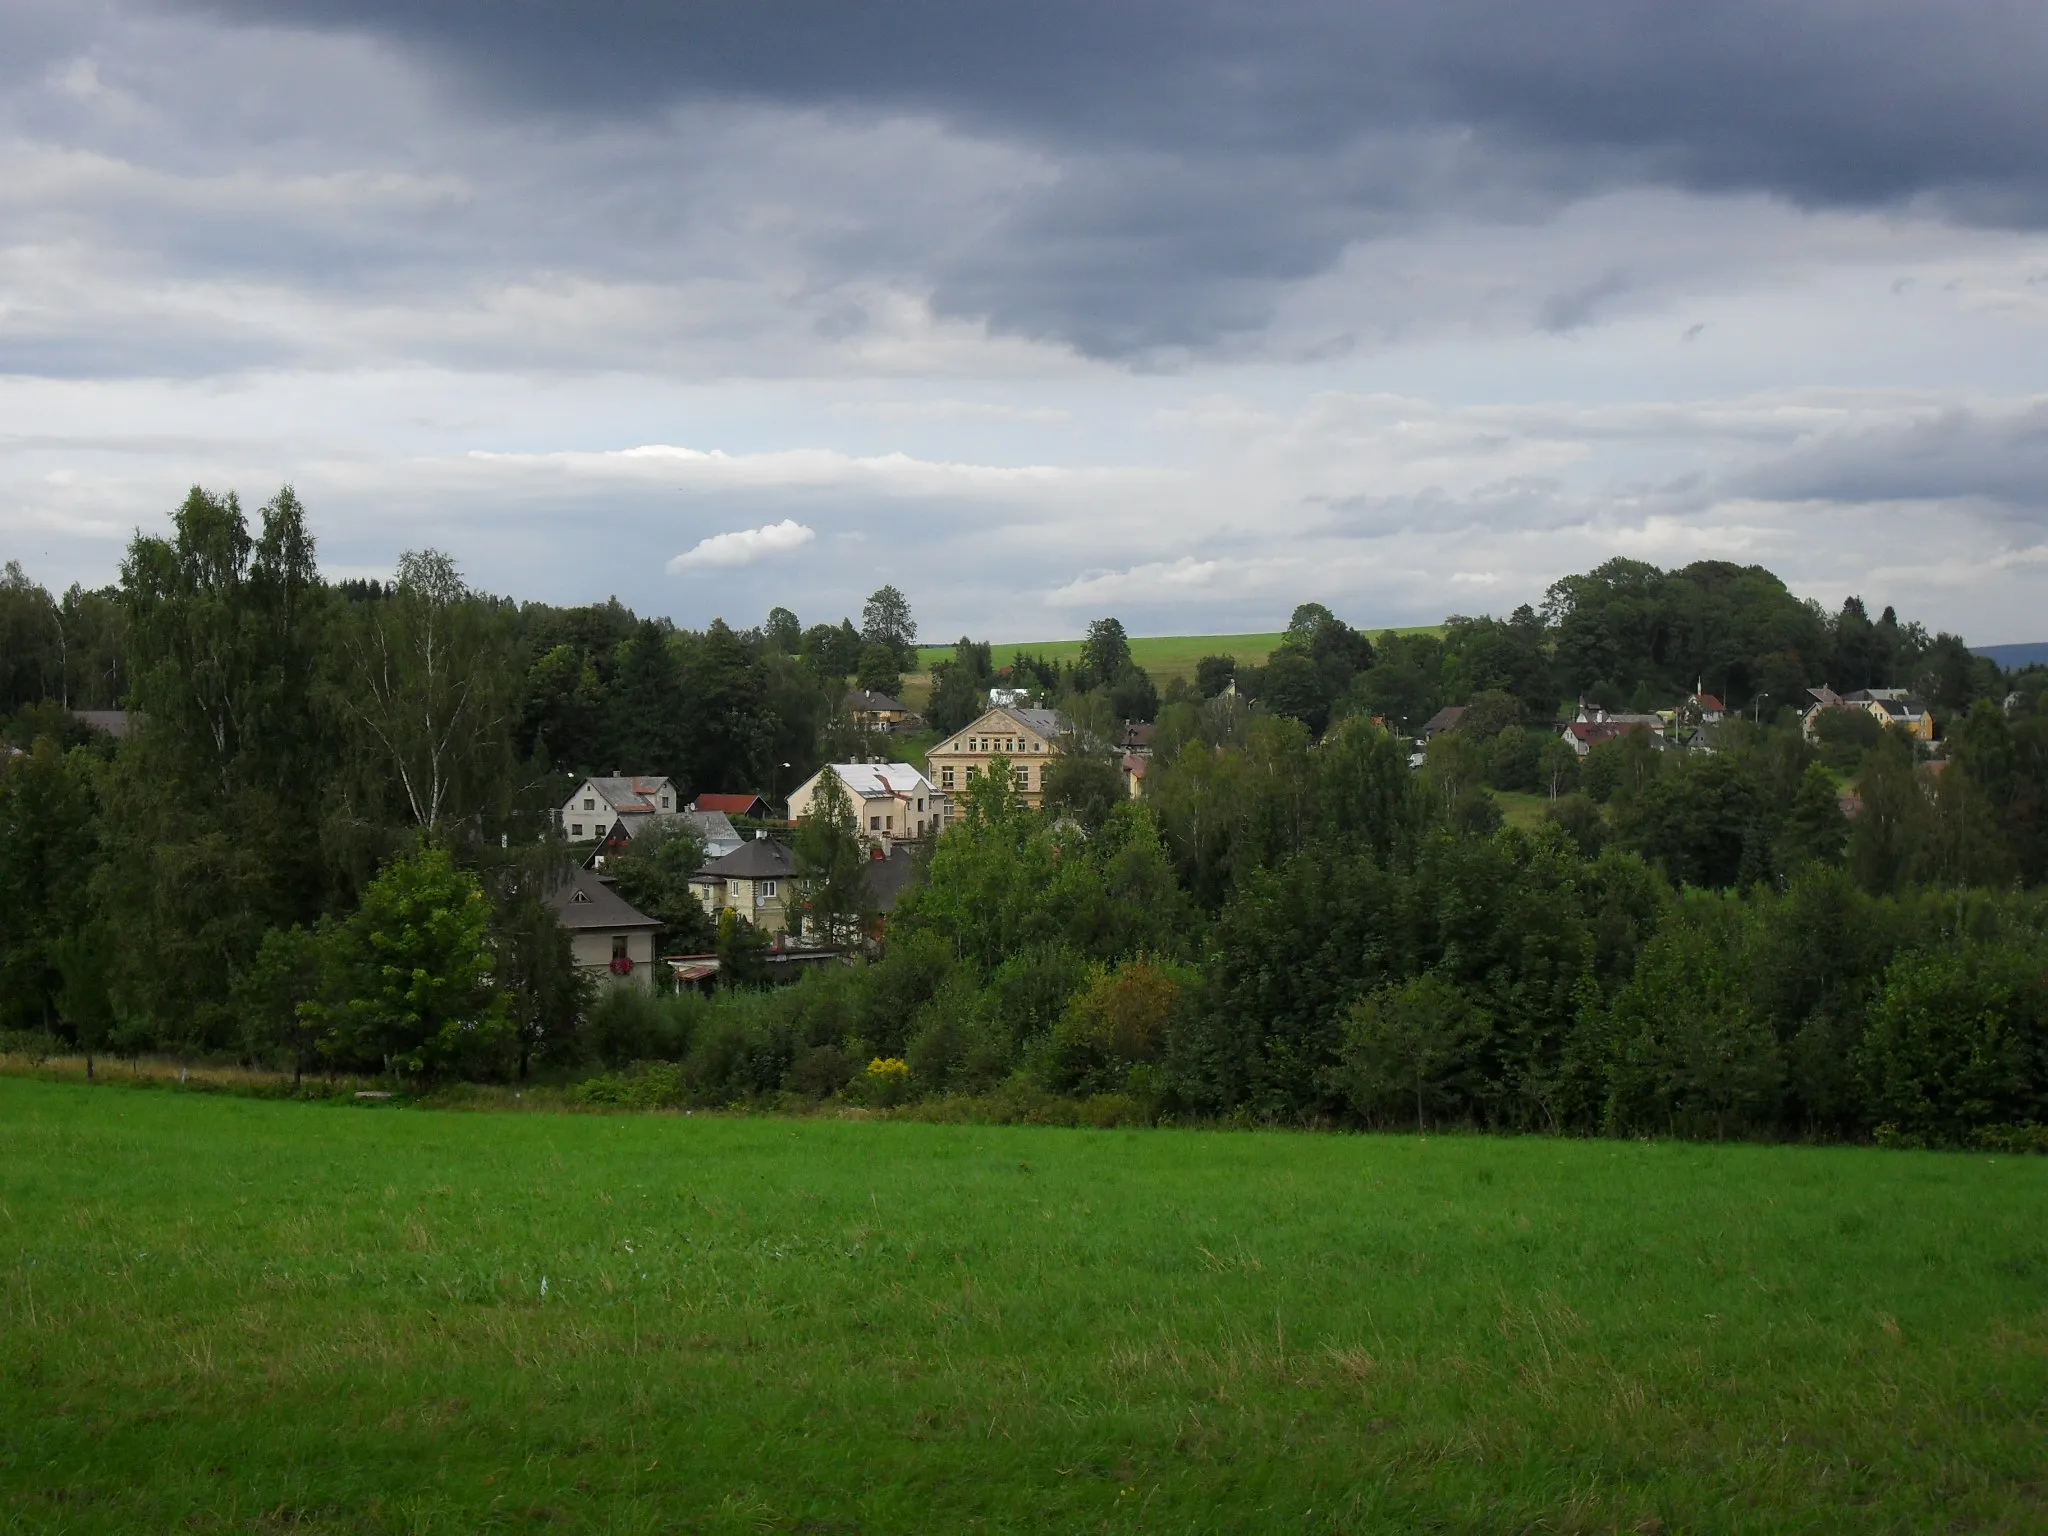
[787,762,946,846]
[559,775,680,841]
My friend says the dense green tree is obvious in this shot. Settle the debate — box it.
[861,585,918,664]
[926,661,986,735]
[1335,973,1490,1130]
[1861,941,2048,1145]
[790,769,872,951]
[764,606,802,653]
[1080,617,1133,690]
[855,641,903,697]
[323,846,510,1079]
[609,621,689,779]
[0,741,101,1034]
[1194,654,1237,698]
[1042,749,1126,830]
[606,820,715,957]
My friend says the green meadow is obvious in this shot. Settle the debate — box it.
[2,1078,2043,1535]
[914,627,1445,687]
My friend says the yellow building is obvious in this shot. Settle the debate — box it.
[924,705,1073,815]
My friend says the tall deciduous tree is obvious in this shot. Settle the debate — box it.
[861,585,917,664]
[338,549,511,835]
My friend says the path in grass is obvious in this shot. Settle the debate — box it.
[2,1079,2043,1534]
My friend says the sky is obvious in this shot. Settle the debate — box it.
[3,1,2047,644]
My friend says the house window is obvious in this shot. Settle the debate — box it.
[571,823,584,837]
[1013,766,1029,789]
[761,880,777,899]
[611,936,629,961]
[916,797,924,811]
[940,767,955,788]
[870,815,882,830]
[885,815,894,830]
[660,795,669,808]
[583,798,595,810]
[966,766,979,781]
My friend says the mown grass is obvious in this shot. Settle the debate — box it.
[2,1078,2043,1534]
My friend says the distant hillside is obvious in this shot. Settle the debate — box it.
[915,625,1444,686]
[1971,642,2048,671]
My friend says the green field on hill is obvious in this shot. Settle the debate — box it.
[3,1078,2043,1534]
[915,626,1444,687]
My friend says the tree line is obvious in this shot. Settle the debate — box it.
[4,487,2046,1149]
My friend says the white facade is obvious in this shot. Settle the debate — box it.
[787,762,946,846]
[559,775,680,841]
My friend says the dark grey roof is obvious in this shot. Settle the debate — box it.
[700,838,796,880]
[860,844,923,913]
[995,705,1070,738]
[843,689,909,713]
[548,868,660,931]
[1421,705,1467,736]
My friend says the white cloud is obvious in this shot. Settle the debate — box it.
[667,519,817,571]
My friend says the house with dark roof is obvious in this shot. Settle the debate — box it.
[584,809,742,871]
[547,869,662,988]
[1420,705,1467,741]
[841,690,925,732]
[689,834,797,936]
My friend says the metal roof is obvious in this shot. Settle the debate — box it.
[547,869,661,931]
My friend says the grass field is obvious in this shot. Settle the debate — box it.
[3,1079,2043,1534]
[914,626,1445,688]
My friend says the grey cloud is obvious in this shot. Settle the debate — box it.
[141,0,2048,358]
[1736,404,2048,514]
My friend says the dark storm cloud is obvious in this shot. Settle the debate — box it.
[155,0,2048,356]
[1737,403,2048,514]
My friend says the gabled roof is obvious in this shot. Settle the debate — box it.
[994,705,1070,739]
[1421,705,1467,736]
[548,868,660,931]
[699,838,796,881]
[691,792,767,816]
[823,762,936,800]
[1692,693,1726,712]
[860,844,922,913]
[842,690,910,714]
[581,775,675,814]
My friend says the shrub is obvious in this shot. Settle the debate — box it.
[1332,973,1489,1130]
[1860,942,2048,1146]
[1044,960,1184,1095]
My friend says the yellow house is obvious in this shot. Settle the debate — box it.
[924,706,1073,815]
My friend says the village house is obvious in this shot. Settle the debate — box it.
[1121,752,1149,800]
[689,834,797,936]
[558,775,680,841]
[584,808,742,871]
[841,690,925,733]
[1802,686,1935,743]
[923,705,1073,811]
[690,791,771,820]
[547,869,662,988]
[787,761,946,846]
